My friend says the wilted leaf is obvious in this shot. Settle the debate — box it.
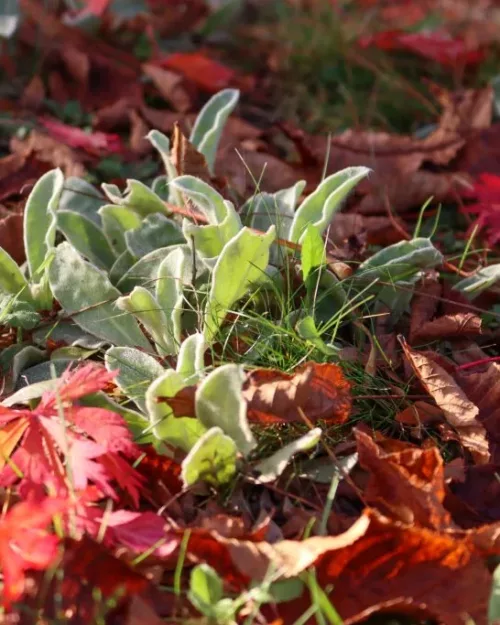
[401,339,488,462]
[412,313,482,343]
[171,122,212,182]
[244,362,351,424]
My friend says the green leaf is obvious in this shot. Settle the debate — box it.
[99,205,142,256]
[181,426,238,487]
[60,177,106,226]
[156,247,193,353]
[105,346,164,412]
[296,316,339,356]
[254,428,321,483]
[357,237,443,283]
[189,89,239,174]
[116,246,180,293]
[49,242,150,348]
[176,333,206,378]
[189,564,223,609]
[301,224,326,282]
[24,168,64,279]
[146,369,206,449]
[196,364,255,456]
[171,176,241,263]
[0,247,31,298]
[57,210,116,270]
[0,294,40,329]
[116,287,173,356]
[0,344,46,394]
[125,213,184,258]
[0,0,20,39]
[244,181,306,266]
[147,130,179,195]
[204,226,275,342]
[289,167,370,243]
[102,179,166,217]
[454,264,500,299]
[109,250,135,286]
[489,563,500,624]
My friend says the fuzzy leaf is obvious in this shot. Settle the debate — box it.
[105,346,164,412]
[116,287,173,356]
[99,205,142,256]
[116,246,179,293]
[0,247,31,298]
[147,130,179,193]
[357,238,443,283]
[181,426,237,487]
[155,247,192,353]
[289,167,370,243]
[24,168,64,279]
[255,427,322,483]
[60,178,106,225]
[301,223,326,282]
[125,213,184,258]
[56,210,116,270]
[454,264,500,298]
[176,333,206,378]
[146,369,206,448]
[102,179,166,217]
[204,226,275,342]
[0,0,20,39]
[189,89,239,174]
[171,175,241,262]
[49,242,150,348]
[196,364,255,456]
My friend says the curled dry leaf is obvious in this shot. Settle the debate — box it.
[170,122,212,182]
[412,312,482,343]
[243,362,352,425]
[456,362,500,464]
[355,429,451,529]
[400,338,489,463]
[142,63,193,113]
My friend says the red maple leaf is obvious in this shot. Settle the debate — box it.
[461,173,500,245]
[0,364,144,505]
[0,497,67,608]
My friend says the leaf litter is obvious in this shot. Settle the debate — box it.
[1,0,500,623]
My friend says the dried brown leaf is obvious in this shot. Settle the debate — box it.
[170,122,212,182]
[142,63,192,113]
[413,313,482,343]
[243,362,352,424]
[401,339,488,462]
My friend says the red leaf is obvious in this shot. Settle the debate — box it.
[39,117,124,155]
[0,497,67,608]
[359,30,485,68]
[461,173,500,245]
[0,364,144,503]
[158,52,236,93]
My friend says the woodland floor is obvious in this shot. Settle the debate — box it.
[2,1,500,624]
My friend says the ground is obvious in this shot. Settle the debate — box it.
[1,1,500,624]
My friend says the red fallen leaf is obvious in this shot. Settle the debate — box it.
[158,52,236,93]
[34,535,149,624]
[39,117,124,155]
[359,30,485,67]
[243,362,352,424]
[0,497,67,608]
[79,0,111,16]
[0,364,144,504]
[461,173,500,245]
[134,445,183,495]
[411,313,482,343]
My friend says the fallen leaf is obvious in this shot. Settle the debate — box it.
[461,173,500,245]
[10,131,86,177]
[170,122,212,182]
[355,429,451,529]
[243,362,352,424]
[142,63,193,113]
[412,313,482,343]
[401,339,488,462]
[409,275,442,343]
[159,52,236,94]
[39,117,124,155]
[0,211,24,264]
[128,110,151,156]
